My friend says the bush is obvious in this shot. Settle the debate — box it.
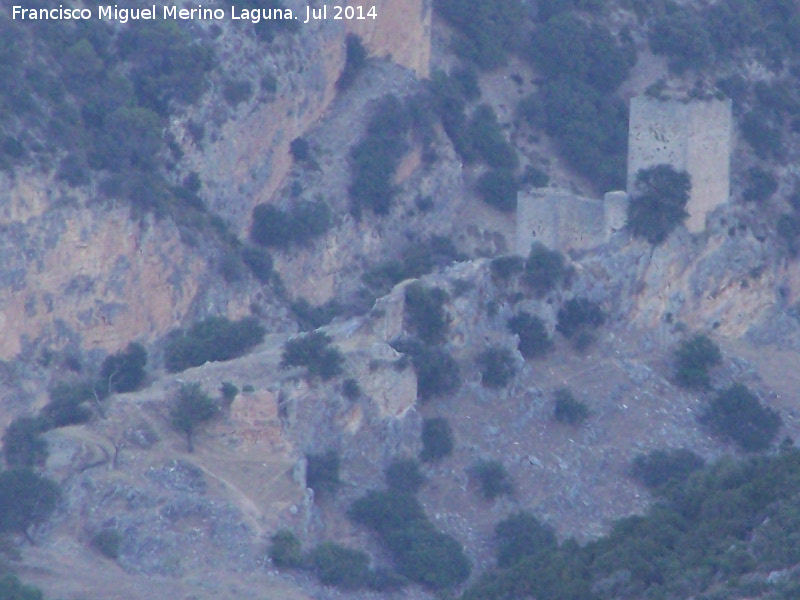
[91,528,122,559]
[404,283,449,345]
[674,334,722,389]
[523,242,567,296]
[391,340,460,401]
[471,459,513,500]
[553,388,589,425]
[40,380,97,429]
[631,448,705,489]
[478,347,517,388]
[348,94,410,217]
[476,169,518,212]
[649,8,713,73]
[556,298,606,341]
[2,417,48,468]
[241,245,273,283]
[164,316,265,373]
[220,381,239,406]
[336,34,368,91]
[420,418,454,462]
[467,105,518,169]
[290,298,342,331]
[99,342,147,394]
[627,165,691,244]
[169,383,218,452]
[269,529,303,568]
[742,167,778,203]
[385,458,425,493]
[306,542,370,588]
[508,311,553,359]
[222,78,253,107]
[0,575,45,600]
[495,512,557,568]
[490,255,524,282]
[250,200,331,249]
[701,384,782,452]
[0,468,60,534]
[306,450,340,496]
[280,331,344,380]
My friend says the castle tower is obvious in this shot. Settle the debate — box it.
[627,97,732,233]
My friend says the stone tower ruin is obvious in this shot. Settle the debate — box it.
[627,96,733,233]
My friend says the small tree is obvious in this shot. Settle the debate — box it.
[556,298,606,345]
[169,383,218,452]
[495,512,557,568]
[305,450,341,496]
[627,165,691,245]
[420,418,453,462]
[280,331,344,381]
[508,311,553,359]
[470,459,513,500]
[553,388,589,425]
[478,346,517,388]
[631,448,705,489]
[306,542,371,589]
[100,342,147,394]
[0,469,60,536]
[701,384,782,452]
[674,334,722,389]
[523,242,568,296]
[2,417,48,468]
[476,169,518,212]
[404,282,449,345]
[269,529,303,568]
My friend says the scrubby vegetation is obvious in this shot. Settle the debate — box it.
[627,165,691,245]
[392,339,460,402]
[470,459,513,500]
[631,448,705,489]
[250,200,331,249]
[508,311,553,359]
[523,242,568,296]
[0,468,60,536]
[403,282,449,345]
[305,450,341,496]
[673,334,722,389]
[2,417,48,469]
[477,347,517,388]
[476,169,518,212]
[385,458,425,493]
[464,447,800,600]
[420,418,454,462]
[164,316,265,373]
[169,383,218,452]
[701,384,782,452]
[556,297,606,347]
[99,342,147,394]
[280,331,344,381]
[336,34,367,91]
[553,388,589,425]
[306,542,371,588]
[268,529,304,568]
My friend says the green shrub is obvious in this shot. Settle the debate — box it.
[467,105,518,170]
[476,169,518,212]
[674,334,722,389]
[220,381,239,405]
[385,458,425,493]
[490,255,525,282]
[240,245,273,283]
[434,0,525,69]
[0,468,60,534]
[289,137,310,162]
[649,7,713,73]
[508,311,553,359]
[2,417,48,468]
[41,380,97,429]
[777,213,800,255]
[290,298,342,331]
[280,331,344,380]
[269,529,304,568]
[420,418,454,462]
[478,347,517,388]
[404,282,449,345]
[91,528,122,559]
[250,200,331,249]
[553,388,589,425]
[99,342,147,394]
[169,383,218,452]
[306,542,370,589]
[306,450,341,496]
[495,512,557,568]
[348,94,410,217]
[741,109,784,160]
[701,384,782,452]
[391,340,460,401]
[631,448,705,489]
[556,298,605,340]
[523,242,567,296]
[0,574,45,600]
[627,165,691,244]
[471,459,513,499]
[341,378,361,400]
[336,34,368,91]
[222,78,253,107]
[164,316,265,373]
[742,167,778,203]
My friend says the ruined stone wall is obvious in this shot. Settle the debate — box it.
[628,97,732,233]
[516,191,607,255]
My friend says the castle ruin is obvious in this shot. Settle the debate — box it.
[515,96,733,255]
